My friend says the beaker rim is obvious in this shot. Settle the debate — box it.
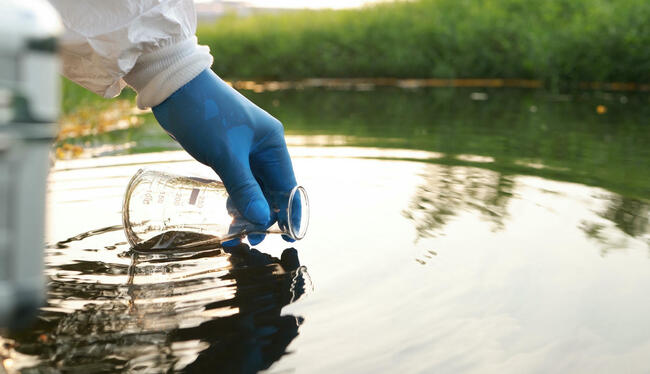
[288,185,310,240]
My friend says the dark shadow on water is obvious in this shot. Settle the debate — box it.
[1,229,311,373]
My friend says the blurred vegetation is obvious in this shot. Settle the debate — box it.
[253,88,650,200]
[61,78,135,115]
[198,0,650,86]
[58,85,650,201]
[57,79,145,158]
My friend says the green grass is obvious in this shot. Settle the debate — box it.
[198,0,650,86]
[61,78,135,114]
[62,0,649,106]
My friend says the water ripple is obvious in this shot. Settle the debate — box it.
[1,226,311,373]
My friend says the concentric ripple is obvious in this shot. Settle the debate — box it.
[0,226,312,373]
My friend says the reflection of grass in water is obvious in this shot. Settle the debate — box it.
[253,88,649,200]
[57,80,165,158]
[404,165,515,240]
[58,100,141,139]
[60,79,649,200]
[578,195,650,254]
[406,163,649,258]
[599,196,649,238]
[56,100,147,159]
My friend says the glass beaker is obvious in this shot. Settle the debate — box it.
[122,168,309,250]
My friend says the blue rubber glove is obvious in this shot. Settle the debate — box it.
[152,69,297,246]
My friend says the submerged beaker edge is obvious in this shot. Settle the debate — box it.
[122,168,147,248]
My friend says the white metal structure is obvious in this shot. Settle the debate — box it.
[0,0,61,327]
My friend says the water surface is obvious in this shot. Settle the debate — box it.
[2,87,649,373]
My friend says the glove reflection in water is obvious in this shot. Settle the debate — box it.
[1,243,311,373]
[180,245,308,373]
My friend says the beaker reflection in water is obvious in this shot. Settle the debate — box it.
[122,169,309,250]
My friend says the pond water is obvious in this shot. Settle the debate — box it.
[1,88,649,373]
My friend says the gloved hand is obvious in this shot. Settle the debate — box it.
[152,69,297,246]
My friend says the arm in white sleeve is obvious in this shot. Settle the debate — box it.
[47,0,213,109]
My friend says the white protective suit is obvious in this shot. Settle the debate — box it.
[48,0,213,109]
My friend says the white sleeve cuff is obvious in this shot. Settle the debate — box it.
[123,36,213,109]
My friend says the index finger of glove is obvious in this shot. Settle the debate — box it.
[250,136,298,232]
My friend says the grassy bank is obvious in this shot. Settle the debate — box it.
[198,0,650,86]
